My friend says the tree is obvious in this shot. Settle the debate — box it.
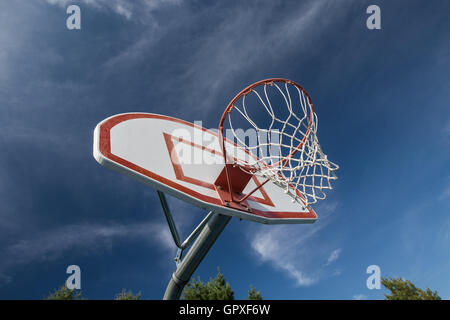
[182,268,263,300]
[45,285,83,300]
[45,269,263,300]
[248,285,263,300]
[182,268,234,300]
[114,289,142,300]
[381,277,441,300]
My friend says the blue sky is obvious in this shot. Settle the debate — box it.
[0,0,449,299]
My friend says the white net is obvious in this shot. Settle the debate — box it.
[223,80,338,206]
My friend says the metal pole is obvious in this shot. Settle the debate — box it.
[163,213,231,300]
[157,191,182,248]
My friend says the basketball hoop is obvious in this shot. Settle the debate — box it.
[217,78,338,206]
[93,78,339,300]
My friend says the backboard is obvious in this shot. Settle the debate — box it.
[93,113,317,224]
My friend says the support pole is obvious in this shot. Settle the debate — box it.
[163,213,231,300]
[157,191,181,248]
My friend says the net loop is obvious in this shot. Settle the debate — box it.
[221,78,338,206]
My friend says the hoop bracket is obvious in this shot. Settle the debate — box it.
[213,164,253,212]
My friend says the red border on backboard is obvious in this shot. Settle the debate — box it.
[97,113,317,220]
[162,132,275,207]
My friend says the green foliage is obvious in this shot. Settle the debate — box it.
[45,285,83,300]
[182,268,234,300]
[114,289,142,300]
[248,285,263,300]
[182,268,263,300]
[381,277,441,300]
[46,269,262,301]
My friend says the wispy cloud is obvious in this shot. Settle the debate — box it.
[249,202,340,287]
[251,226,318,286]
[439,187,450,200]
[82,0,343,119]
[440,120,450,145]
[326,248,342,266]
[170,0,334,115]
[45,0,180,20]
[353,294,367,300]
[0,221,173,284]
[443,121,450,135]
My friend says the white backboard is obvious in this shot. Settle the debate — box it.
[93,113,317,224]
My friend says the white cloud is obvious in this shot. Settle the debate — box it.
[0,274,12,286]
[0,221,174,284]
[251,226,318,286]
[439,187,450,200]
[443,121,450,135]
[353,294,367,300]
[45,0,180,20]
[113,3,132,20]
[83,0,342,117]
[172,0,334,114]
[250,201,339,287]
[326,248,342,266]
